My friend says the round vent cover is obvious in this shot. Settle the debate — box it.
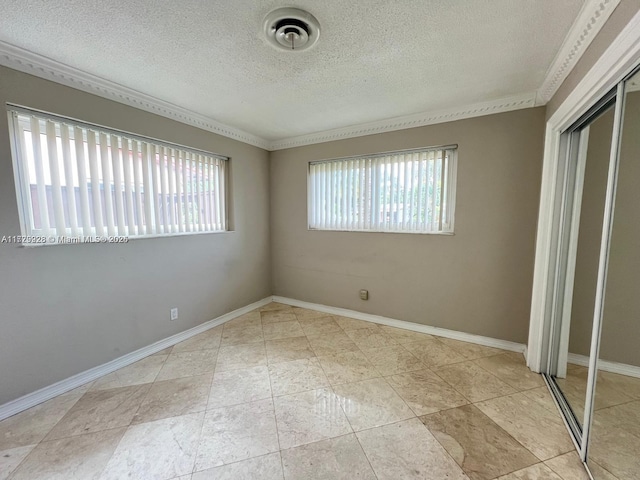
[264,8,320,52]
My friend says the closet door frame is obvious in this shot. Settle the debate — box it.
[528,12,640,472]
[535,73,632,477]
[542,93,618,453]
[527,12,640,374]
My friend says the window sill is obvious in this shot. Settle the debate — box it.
[307,228,454,236]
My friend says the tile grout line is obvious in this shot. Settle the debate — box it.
[316,304,539,476]
[454,404,542,478]
[470,353,545,392]
[290,306,376,457]
[83,426,130,480]
[471,392,575,464]
[377,374,416,421]
[543,452,587,480]
[428,356,526,405]
[44,383,154,446]
[381,370,436,419]
[593,396,640,413]
[206,306,577,477]
[260,303,288,479]
[125,353,173,426]
[586,459,621,480]
[265,306,518,425]
[1,303,593,479]
[29,389,87,449]
[417,416,476,478]
[189,408,209,476]
[351,430,381,480]
[428,365,479,405]
[8,425,129,480]
[186,329,219,475]
[266,381,284,479]
[1,444,38,479]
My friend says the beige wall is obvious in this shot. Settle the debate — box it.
[270,108,546,343]
[0,66,271,405]
[547,0,640,118]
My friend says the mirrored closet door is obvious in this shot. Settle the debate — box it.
[546,91,617,439]
[587,69,640,480]
[544,67,640,480]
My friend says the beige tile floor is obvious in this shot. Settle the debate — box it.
[553,364,640,480]
[0,302,593,480]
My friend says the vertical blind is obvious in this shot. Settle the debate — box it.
[308,147,457,233]
[8,107,228,242]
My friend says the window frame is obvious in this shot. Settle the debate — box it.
[7,104,231,245]
[307,145,458,235]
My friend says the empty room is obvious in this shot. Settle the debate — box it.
[1,1,639,479]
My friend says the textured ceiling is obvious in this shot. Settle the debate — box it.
[0,0,584,141]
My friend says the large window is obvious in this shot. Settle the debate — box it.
[7,106,228,244]
[308,146,457,233]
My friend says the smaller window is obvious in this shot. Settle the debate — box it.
[7,106,228,244]
[308,146,457,234]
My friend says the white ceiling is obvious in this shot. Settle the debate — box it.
[0,0,597,146]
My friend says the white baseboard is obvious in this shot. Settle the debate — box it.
[0,296,272,421]
[1,294,530,421]
[273,296,527,355]
[568,353,640,379]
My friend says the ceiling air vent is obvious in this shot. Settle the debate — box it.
[264,8,320,52]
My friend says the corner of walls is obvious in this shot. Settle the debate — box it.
[267,148,276,296]
[273,296,527,354]
[268,107,546,345]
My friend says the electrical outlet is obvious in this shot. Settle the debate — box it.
[170,308,178,321]
[359,289,369,300]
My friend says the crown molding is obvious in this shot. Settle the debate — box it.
[268,93,537,150]
[0,41,271,150]
[3,2,615,154]
[536,0,621,105]
[0,43,538,151]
